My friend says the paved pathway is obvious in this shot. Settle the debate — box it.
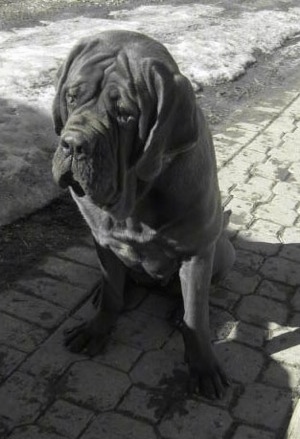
[1,74,300,439]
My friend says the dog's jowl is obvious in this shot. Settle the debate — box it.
[52,30,235,399]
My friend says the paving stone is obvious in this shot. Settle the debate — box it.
[62,360,130,411]
[236,295,288,329]
[210,307,237,341]
[0,345,26,381]
[231,175,273,203]
[260,257,300,286]
[232,425,275,439]
[0,311,48,353]
[228,322,267,348]
[234,249,265,274]
[215,341,264,383]
[213,137,241,166]
[288,162,300,185]
[264,115,296,139]
[93,339,142,373]
[221,270,261,295]
[262,360,300,390]
[0,371,49,428]
[234,229,281,256]
[254,196,297,227]
[57,245,99,269]
[257,280,294,302]
[214,127,256,146]
[209,286,239,311]
[289,313,300,327]
[252,158,291,181]
[273,181,300,200]
[80,412,157,439]
[286,398,300,439]
[268,132,300,162]
[247,132,278,154]
[0,289,66,329]
[20,318,83,381]
[291,288,300,311]
[280,228,300,263]
[130,350,186,389]
[233,383,291,431]
[39,257,100,289]
[223,197,254,229]
[138,293,177,319]
[8,426,65,439]
[112,310,173,351]
[266,326,300,367]
[119,385,168,422]
[159,399,232,439]
[39,399,94,438]
[14,277,89,310]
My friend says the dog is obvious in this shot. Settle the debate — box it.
[52,30,235,399]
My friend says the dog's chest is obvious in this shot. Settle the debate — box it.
[75,196,179,282]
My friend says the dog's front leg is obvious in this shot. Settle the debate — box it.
[179,245,229,399]
[64,243,127,356]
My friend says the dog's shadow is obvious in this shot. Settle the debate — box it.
[115,235,299,430]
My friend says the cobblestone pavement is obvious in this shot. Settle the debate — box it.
[1,74,300,439]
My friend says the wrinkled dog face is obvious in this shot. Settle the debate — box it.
[52,31,198,219]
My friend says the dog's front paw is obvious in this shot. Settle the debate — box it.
[187,357,230,399]
[64,312,115,356]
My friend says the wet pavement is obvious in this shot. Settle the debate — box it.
[0,51,300,439]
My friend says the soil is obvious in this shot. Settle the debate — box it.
[1,0,300,288]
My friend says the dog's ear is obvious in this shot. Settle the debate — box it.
[52,42,86,136]
[135,61,199,181]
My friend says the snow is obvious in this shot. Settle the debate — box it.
[1,3,300,225]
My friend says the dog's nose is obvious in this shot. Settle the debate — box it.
[61,133,86,156]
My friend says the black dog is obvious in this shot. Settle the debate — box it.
[52,30,235,399]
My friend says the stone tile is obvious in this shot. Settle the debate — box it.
[130,350,186,389]
[288,162,300,185]
[113,310,173,351]
[62,360,130,411]
[20,318,83,381]
[57,245,99,269]
[0,345,26,381]
[263,115,296,139]
[81,413,157,439]
[234,249,265,273]
[233,383,291,431]
[228,322,267,348]
[119,385,168,422]
[247,132,277,154]
[234,229,281,256]
[9,426,65,439]
[159,399,232,439]
[39,399,94,438]
[289,313,300,327]
[266,326,300,367]
[257,280,294,302]
[260,257,300,286]
[292,288,300,311]
[0,371,49,428]
[273,181,300,200]
[0,312,48,353]
[209,286,239,311]
[232,425,275,439]
[280,228,300,263]
[138,293,177,319]
[268,134,300,162]
[0,289,66,329]
[254,195,297,227]
[223,197,254,228]
[14,277,88,310]
[39,257,100,289]
[93,339,142,373]
[231,175,273,203]
[221,270,261,295]
[252,158,291,181]
[210,307,237,342]
[262,360,300,390]
[286,398,300,439]
[236,296,288,329]
[215,341,264,383]
[213,137,241,166]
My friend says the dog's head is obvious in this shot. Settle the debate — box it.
[52,31,198,219]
